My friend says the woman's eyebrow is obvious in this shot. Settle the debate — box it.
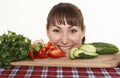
[52,25,77,29]
[52,25,61,29]
[69,26,77,29]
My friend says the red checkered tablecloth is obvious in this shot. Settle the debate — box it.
[0,66,120,78]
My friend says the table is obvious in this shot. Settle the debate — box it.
[0,66,120,78]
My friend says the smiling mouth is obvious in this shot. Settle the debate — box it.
[58,45,72,50]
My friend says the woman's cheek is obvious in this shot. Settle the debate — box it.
[69,34,83,47]
[49,34,61,43]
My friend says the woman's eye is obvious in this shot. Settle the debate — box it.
[53,29,60,32]
[70,29,77,33]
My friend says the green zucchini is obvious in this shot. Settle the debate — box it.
[91,42,119,54]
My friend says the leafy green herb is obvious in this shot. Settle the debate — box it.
[0,30,31,68]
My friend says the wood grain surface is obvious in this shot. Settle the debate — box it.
[11,52,120,68]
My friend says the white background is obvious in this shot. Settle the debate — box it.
[0,0,120,48]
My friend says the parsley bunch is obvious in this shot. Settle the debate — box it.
[0,30,31,68]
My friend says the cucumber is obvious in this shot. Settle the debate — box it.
[73,49,85,57]
[69,42,119,59]
[79,52,98,59]
[69,44,98,59]
[80,44,96,53]
[79,44,98,59]
[91,42,119,54]
[73,49,98,59]
[69,47,78,59]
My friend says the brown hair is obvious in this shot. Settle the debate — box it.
[46,3,85,43]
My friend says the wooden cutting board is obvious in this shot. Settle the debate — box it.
[11,52,120,68]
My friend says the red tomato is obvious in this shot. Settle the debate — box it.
[37,47,49,58]
[49,49,66,58]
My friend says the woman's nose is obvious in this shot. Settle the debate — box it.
[61,33,69,44]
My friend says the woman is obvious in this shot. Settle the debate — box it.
[46,2,86,52]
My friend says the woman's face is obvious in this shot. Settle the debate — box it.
[47,23,85,51]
